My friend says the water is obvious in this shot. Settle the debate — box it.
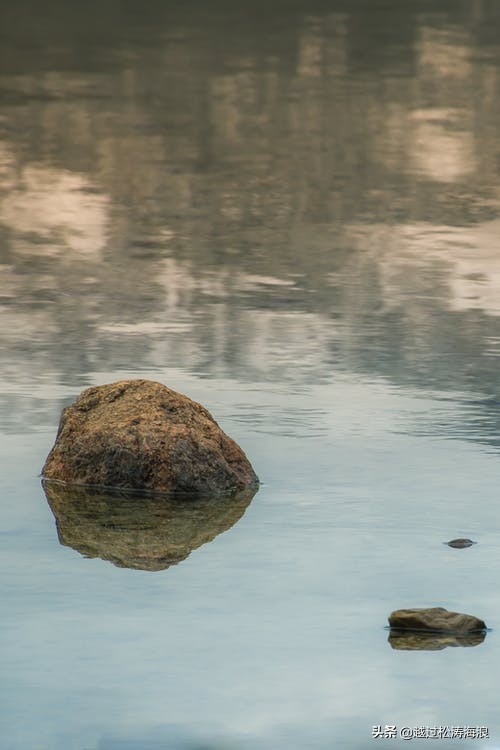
[2,1,500,747]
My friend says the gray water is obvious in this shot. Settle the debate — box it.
[2,1,500,748]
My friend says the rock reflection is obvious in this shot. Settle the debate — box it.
[388,630,485,651]
[43,480,257,571]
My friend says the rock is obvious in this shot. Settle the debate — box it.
[388,607,486,634]
[388,631,485,651]
[42,379,259,494]
[446,538,476,548]
[43,480,257,571]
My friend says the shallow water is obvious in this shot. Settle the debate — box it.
[3,1,500,748]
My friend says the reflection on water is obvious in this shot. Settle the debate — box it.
[3,1,500,749]
[2,1,500,418]
[388,630,486,651]
[43,481,257,571]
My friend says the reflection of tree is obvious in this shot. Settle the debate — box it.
[2,1,500,443]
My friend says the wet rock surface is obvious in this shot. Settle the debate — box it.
[388,607,486,634]
[43,480,257,571]
[42,379,259,494]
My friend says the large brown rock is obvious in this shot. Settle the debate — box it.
[388,607,486,635]
[42,379,258,494]
[43,481,256,571]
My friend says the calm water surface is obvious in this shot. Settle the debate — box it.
[3,1,500,748]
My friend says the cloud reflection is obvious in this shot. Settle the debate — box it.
[0,163,109,256]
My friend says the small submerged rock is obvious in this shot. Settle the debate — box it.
[388,607,486,635]
[446,538,477,548]
[42,379,259,494]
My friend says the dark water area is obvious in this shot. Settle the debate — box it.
[2,1,500,748]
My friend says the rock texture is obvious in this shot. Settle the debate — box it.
[43,481,256,571]
[388,607,486,635]
[42,379,258,494]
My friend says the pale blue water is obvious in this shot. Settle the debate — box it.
[2,2,500,748]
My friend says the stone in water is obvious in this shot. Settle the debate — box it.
[388,607,486,635]
[446,538,476,548]
[42,379,259,494]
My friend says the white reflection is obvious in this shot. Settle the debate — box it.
[99,321,191,334]
[239,274,297,288]
[444,220,500,314]
[0,164,109,256]
[349,220,500,316]
[297,21,323,78]
[0,139,17,190]
[413,25,475,183]
[409,109,474,182]
[418,27,472,78]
